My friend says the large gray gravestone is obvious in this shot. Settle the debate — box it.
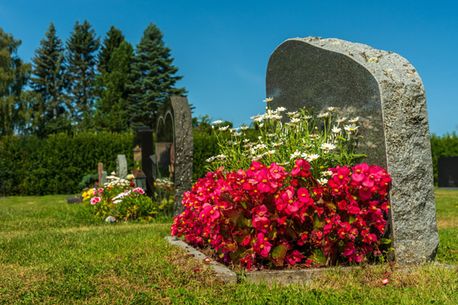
[116,154,128,179]
[155,96,193,215]
[266,37,438,264]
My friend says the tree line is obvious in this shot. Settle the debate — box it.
[0,21,185,137]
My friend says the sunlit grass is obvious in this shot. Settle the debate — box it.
[0,191,456,304]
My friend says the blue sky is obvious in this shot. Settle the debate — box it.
[1,0,457,134]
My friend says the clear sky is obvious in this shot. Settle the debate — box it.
[1,0,457,134]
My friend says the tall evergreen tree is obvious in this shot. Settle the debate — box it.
[30,23,70,136]
[66,20,100,129]
[95,41,133,132]
[0,28,30,136]
[98,26,125,74]
[128,23,186,128]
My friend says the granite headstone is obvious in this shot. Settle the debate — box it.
[155,96,193,215]
[266,37,438,264]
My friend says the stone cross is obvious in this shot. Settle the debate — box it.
[155,96,193,215]
[116,154,128,179]
[266,37,438,264]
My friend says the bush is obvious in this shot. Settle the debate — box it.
[0,132,134,195]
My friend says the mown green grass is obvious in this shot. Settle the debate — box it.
[0,191,457,305]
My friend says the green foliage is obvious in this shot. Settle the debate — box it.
[0,132,133,195]
[30,23,71,137]
[97,26,125,74]
[94,41,133,132]
[430,132,458,185]
[192,128,219,180]
[0,27,31,136]
[128,23,186,128]
[65,20,100,129]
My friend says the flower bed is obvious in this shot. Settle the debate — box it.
[171,159,391,270]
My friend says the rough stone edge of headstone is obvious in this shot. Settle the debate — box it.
[271,37,439,264]
[165,236,237,284]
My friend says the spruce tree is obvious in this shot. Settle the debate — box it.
[0,28,30,136]
[66,20,100,129]
[30,23,70,136]
[128,23,186,128]
[95,41,133,132]
[98,26,125,74]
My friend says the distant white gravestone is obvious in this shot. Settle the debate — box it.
[266,37,439,264]
[116,154,128,179]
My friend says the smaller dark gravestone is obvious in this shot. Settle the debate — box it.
[155,96,193,215]
[438,157,458,187]
[266,37,438,264]
[134,128,154,196]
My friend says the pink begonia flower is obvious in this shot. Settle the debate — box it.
[133,187,145,195]
[90,197,101,205]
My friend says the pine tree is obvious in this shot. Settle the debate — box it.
[98,26,125,74]
[0,28,30,136]
[66,20,100,129]
[30,23,70,136]
[128,23,186,128]
[95,41,133,132]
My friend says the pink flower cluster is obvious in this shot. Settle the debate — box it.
[171,160,391,270]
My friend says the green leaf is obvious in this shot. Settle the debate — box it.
[271,244,288,267]
[380,238,392,245]
[311,249,327,265]
[313,214,324,229]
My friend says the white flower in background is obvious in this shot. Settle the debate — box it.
[317,178,328,185]
[243,138,250,143]
[211,120,223,125]
[215,154,227,160]
[332,126,342,133]
[306,154,320,162]
[229,128,237,133]
[234,132,242,137]
[267,133,276,138]
[303,115,312,120]
[218,125,230,131]
[327,106,336,112]
[317,112,330,118]
[272,142,283,147]
[263,97,274,103]
[336,117,347,124]
[266,149,276,156]
[290,118,300,124]
[276,106,286,112]
[348,117,360,123]
[321,170,333,177]
[240,125,249,131]
[258,123,264,128]
[287,111,298,116]
[206,156,216,162]
[290,150,301,160]
[320,143,336,151]
[344,124,359,133]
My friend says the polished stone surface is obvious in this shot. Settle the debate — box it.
[266,37,438,264]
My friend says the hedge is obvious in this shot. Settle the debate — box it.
[0,132,134,195]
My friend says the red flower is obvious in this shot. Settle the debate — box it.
[253,233,272,258]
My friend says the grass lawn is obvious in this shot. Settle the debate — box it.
[0,191,457,304]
